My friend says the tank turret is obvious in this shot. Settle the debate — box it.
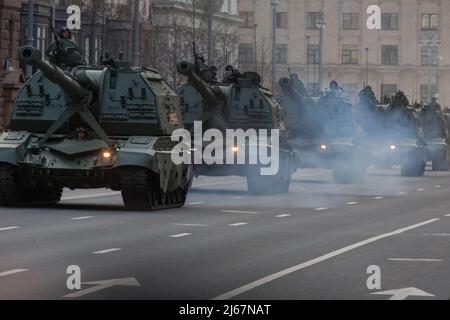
[17,46,89,102]
[176,61,222,112]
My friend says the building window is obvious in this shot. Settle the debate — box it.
[343,13,360,30]
[84,37,90,64]
[239,11,254,28]
[421,14,438,31]
[238,44,254,65]
[36,26,47,57]
[307,12,321,29]
[308,83,320,95]
[382,13,399,30]
[381,45,398,65]
[341,83,359,103]
[342,45,359,64]
[307,44,320,64]
[276,12,288,29]
[275,45,288,64]
[421,46,438,66]
[421,84,438,103]
[381,84,398,102]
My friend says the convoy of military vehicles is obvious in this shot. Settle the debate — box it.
[0,34,448,210]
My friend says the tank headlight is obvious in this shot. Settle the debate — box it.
[320,144,328,150]
[232,146,239,153]
[102,150,112,159]
[389,145,397,151]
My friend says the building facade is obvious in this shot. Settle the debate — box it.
[0,0,23,129]
[238,0,450,106]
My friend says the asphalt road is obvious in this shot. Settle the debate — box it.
[0,166,449,300]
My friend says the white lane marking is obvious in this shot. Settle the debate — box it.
[229,222,248,227]
[221,210,259,214]
[397,192,407,195]
[71,216,94,220]
[371,287,434,300]
[212,218,439,300]
[194,180,242,188]
[314,208,328,211]
[417,188,425,192]
[170,233,192,238]
[62,192,120,201]
[64,277,140,298]
[276,214,292,218]
[92,248,122,254]
[232,196,245,200]
[445,214,450,217]
[433,185,442,188]
[373,197,385,200]
[346,202,358,205]
[187,202,205,206]
[423,233,450,237]
[0,269,29,277]
[172,223,211,227]
[388,258,444,262]
[0,226,19,232]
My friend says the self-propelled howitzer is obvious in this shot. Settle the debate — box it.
[278,77,369,184]
[0,45,192,210]
[176,60,296,194]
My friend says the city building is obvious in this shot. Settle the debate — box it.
[0,0,24,129]
[53,0,133,65]
[238,0,450,106]
[145,0,241,87]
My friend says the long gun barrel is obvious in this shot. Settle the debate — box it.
[17,45,88,102]
[177,61,222,110]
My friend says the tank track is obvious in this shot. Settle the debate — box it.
[246,150,295,195]
[121,168,187,211]
[0,165,63,206]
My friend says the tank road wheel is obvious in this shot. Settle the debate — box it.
[246,152,294,195]
[432,151,449,172]
[0,164,62,206]
[401,157,426,177]
[120,168,188,211]
[0,165,22,206]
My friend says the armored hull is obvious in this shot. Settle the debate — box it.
[0,46,193,210]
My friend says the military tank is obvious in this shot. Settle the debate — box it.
[420,102,449,171]
[278,77,368,184]
[358,88,428,177]
[176,58,296,194]
[0,45,192,210]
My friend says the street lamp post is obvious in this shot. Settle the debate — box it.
[26,0,34,78]
[254,24,258,71]
[271,0,279,91]
[316,11,326,92]
[365,48,369,85]
[132,0,140,67]
[207,0,213,65]
[306,35,310,91]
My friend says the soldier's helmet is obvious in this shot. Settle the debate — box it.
[329,80,338,90]
[59,27,72,39]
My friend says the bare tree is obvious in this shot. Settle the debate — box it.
[143,0,239,87]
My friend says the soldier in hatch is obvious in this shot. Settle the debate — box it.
[45,27,83,68]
